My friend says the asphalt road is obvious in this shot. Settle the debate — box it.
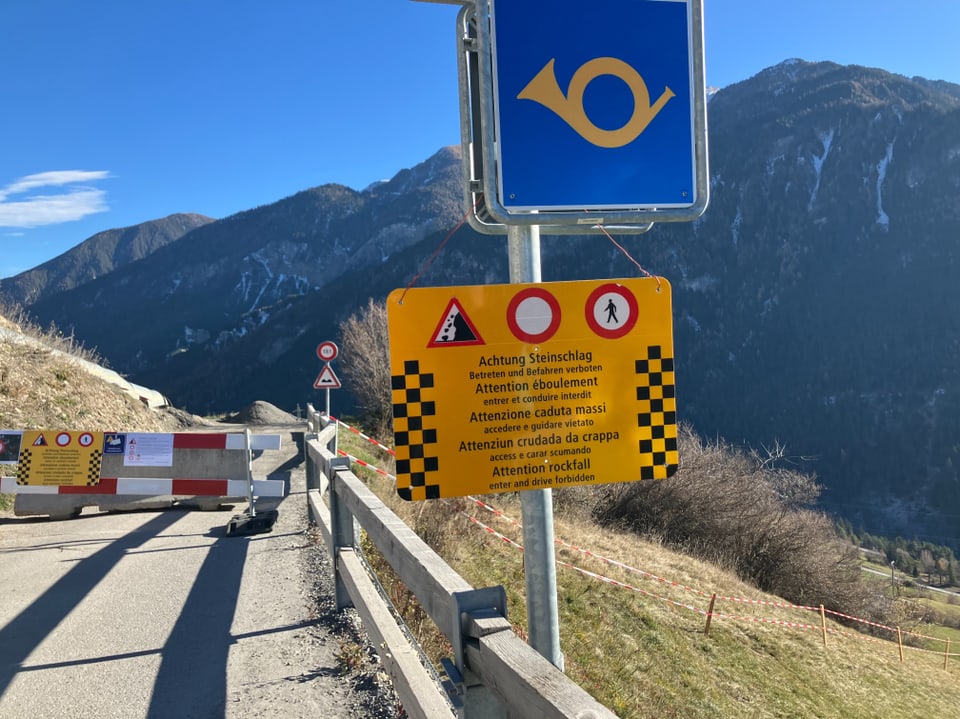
[0,427,398,719]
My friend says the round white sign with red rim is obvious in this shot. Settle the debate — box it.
[585,283,639,339]
[507,287,561,343]
[316,341,339,362]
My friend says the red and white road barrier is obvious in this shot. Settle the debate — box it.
[165,432,282,451]
[0,431,285,497]
[0,476,284,497]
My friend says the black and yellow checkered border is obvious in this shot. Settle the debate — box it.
[15,448,31,485]
[87,449,104,485]
[391,360,441,501]
[635,345,679,480]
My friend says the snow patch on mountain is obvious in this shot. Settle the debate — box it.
[808,129,835,210]
[876,141,895,229]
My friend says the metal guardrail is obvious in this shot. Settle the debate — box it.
[303,405,614,719]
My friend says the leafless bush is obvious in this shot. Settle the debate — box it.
[337,298,392,437]
[592,423,881,621]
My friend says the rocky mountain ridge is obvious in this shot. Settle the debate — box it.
[6,59,960,545]
[0,213,213,308]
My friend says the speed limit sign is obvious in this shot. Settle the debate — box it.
[316,341,338,362]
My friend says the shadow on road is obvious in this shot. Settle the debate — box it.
[146,524,251,718]
[147,433,304,717]
[0,510,188,698]
[0,427,310,714]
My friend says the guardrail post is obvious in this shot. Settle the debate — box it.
[441,588,509,719]
[304,432,320,490]
[327,458,356,610]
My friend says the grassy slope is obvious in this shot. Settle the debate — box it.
[0,314,190,511]
[339,427,960,719]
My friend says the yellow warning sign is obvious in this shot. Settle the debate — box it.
[16,430,104,487]
[387,278,677,500]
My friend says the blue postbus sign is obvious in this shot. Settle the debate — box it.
[486,0,706,220]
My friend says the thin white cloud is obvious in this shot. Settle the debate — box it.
[0,170,110,228]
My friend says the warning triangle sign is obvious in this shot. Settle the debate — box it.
[314,364,342,389]
[428,298,485,348]
[32,433,48,447]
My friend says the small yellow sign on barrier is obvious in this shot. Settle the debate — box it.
[16,430,104,487]
[387,278,677,500]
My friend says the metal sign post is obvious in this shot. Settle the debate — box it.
[413,0,706,676]
[508,223,564,671]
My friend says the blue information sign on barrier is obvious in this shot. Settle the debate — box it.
[490,0,699,212]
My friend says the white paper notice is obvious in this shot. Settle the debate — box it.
[124,433,174,467]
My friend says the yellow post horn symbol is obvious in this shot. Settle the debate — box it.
[517,57,675,148]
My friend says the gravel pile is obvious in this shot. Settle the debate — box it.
[222,400,304,426]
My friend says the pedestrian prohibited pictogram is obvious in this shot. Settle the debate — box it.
[387,278,677,500]
[585,283,638,339]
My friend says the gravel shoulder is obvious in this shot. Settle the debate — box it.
[223,425,404,719]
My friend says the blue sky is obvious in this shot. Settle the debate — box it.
[1,0,958,279]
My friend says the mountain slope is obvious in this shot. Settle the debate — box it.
[19,61,960,544]
[24,148,462,375]
[0,213,214,308]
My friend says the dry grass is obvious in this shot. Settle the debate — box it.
[0,340,181,432]
[0,312,191,511]
[338,426,960,719]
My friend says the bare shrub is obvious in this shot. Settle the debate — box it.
[337,298,392,436]
[553,484,602,521]
[592,423,881,622]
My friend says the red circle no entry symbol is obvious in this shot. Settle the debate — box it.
[507,288,561,343]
